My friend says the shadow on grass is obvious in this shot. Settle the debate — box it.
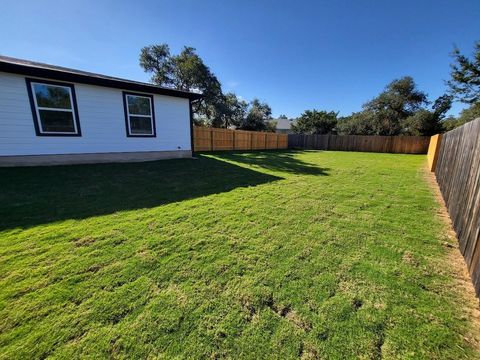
[0,155,282,231]
[214,150,329,175]
[0,151,329,231]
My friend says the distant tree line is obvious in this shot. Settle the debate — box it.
[336,77,452,136]
[139,44,276,132]
[293,41,480,136]
[139,41,480,135]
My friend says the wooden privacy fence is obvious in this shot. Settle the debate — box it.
[194,127,288,152]
[288,134,430,154]
[430,118,480,295]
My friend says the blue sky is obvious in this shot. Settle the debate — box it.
[1,0,479,117]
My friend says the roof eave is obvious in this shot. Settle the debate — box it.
[0,61,203,101]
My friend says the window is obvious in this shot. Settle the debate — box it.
[26,78,81,136]
[123,92,156,137]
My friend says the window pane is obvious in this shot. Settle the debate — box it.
[129,116,153,134]
[34,84,72,109]
[39,110,75,133]
[127,96,151,115]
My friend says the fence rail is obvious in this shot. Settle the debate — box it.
[193,127,288,152]
[432,118,480,295]
[288,134,430,154]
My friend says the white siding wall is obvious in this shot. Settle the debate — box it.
[0,72,192,156]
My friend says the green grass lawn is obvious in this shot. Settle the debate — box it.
[0,150,478,359]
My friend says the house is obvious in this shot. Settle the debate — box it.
[0,56,202,166]
[267,117,295,134]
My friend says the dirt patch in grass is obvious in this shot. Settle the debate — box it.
[424,166,480,351]
[74,236,96,247]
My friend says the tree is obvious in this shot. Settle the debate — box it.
[402,94,452,136]
[139,44,174,86]
[441,116,459,132]
[337,76,440,136]
[403,110,442,136]
[278,114,288,119]
[291,110,338,134]
[361,76,429,135]
[239,99,273,131]
[447,41,480,104]
[364,76,428,117]
[443,41,480,131]
[337,112,377,135]
[139,44,223,121]
[139,44,277,130]
[208,92,248,128]
[457,101,480,123]
[441,102,480,131]
[265,120,278,133]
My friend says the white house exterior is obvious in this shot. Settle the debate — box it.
[0,56,202,166]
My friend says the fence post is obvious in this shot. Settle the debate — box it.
[250,133,253,150]
[276,134,279,149]
[427,134,442,172]
[264,133,267,149]
[232,130,236,151]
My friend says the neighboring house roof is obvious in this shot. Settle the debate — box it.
[0,55,203,101]
[268,118,294,130]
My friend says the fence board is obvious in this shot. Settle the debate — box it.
[266,133,278,149]
[234,130,250,150]
[252,132,266,150]
[211,128,234,151]
[433,118,480,295]
[277,134,288,149]
[288,134,430,154]
[193,127,213,151]
[193,127,288,152]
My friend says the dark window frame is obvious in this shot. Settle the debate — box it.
[122,91,156,138]
[25,78,82,137]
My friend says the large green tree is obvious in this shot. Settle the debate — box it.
[208,92,248,128]
[442,102,480,131]
[239,99,273,131]
[337,77,450,136]
[443,41,480,131]
[447,41,480,104]
[402,94,452,136]
[291,110,338,134]
[457,101,480,123]
[361,76,429,135]
[139,44,276,130]
[337,111,377,135]
[139,44,223,121]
